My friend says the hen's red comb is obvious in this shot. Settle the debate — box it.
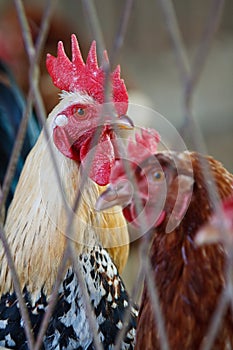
[46,34,128,115]
[110,128,160,184]
[128,128,160,164]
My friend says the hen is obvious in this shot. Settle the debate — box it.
[0,35,137,349]
[96,128,233,349]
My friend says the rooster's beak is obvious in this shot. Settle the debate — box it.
[95,181,133,211]
[114,115,134,130]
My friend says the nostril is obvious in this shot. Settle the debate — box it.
[54,114,68,127]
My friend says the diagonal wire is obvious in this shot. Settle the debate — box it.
[200,242,233,350]
[79,0,137,219]
[109,0,135,65]
[106,4,168,348]
[0,0,57,347]
[81,0,106,55]
[79,2,141,349]
[184,0,225,108]
[13,2,102,349]
[33,241,70,350]
[0,224,35,349]
[156,0,228,348]
[34,167,106,350]
[28,2,126,347]
[1,0,58,211]
[0,0,54,209]
[80,0,113,171]
[157,0,226,207]
[69,242,104,350]
[157,0,225,114]
[80,1,227,349]
[0,1,58,349]
[143,253,170,350]
[34,174,104,348]
[157,0,190,85]
[15,6,74,349]
[199,267,231,350]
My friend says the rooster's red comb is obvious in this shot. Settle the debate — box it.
[46,34,128,115]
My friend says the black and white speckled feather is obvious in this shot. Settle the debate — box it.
[0,245,138,349]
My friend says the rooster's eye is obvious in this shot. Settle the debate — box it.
[73,107,86,117]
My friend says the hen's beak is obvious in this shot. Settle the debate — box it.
[95,181,133,211]
[113,115,134,130]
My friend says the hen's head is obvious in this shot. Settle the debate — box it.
[46,34,133,185]
[96,129,194,233]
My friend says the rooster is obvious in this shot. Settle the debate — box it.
[96,128,233,349]
[0,35,137,349]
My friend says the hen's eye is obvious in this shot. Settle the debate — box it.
[152,171,164,181]
[73,106,86,116]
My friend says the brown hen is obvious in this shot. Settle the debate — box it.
[96,129,233,349]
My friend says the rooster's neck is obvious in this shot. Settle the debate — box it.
[0,112,96,298]
[1,93,129,299]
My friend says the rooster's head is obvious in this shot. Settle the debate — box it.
[46,34,133,185]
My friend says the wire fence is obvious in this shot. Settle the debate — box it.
[0,0,232,349]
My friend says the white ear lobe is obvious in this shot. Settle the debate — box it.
[165,175,194,233]
[53,114,68,128]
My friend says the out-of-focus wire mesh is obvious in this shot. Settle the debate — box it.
[0,0,232,349]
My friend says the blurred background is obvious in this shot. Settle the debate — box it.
[0,0,232,289]
[0,0,232,165]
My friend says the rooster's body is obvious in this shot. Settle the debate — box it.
[0,35,137,349]
[97,129,233,349]
[0,243,137,349]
